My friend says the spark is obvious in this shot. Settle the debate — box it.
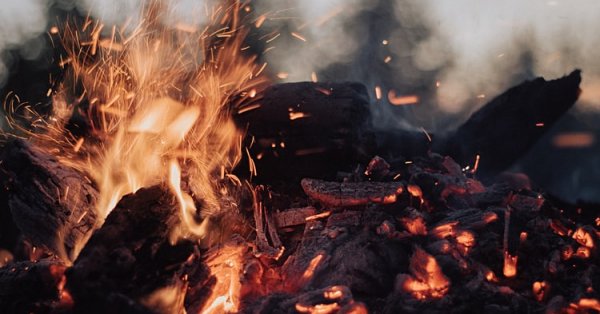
[291,32,307,42]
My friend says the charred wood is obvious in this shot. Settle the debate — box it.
[0,139,98,261]
[234,71,581,183]
[234,82,373,182]
[0,259,67,313]
[434,70,582,177]
[66,185,204,314]
[301,178,404,207]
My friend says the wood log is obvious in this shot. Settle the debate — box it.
[234,82,374,182]
[434,70,582,177]
[66,185,204,314]
[301,178,404,207]
[0,139,98,261]
[0,259,67,313]
[273,206,317,228]
[233,71,581,182]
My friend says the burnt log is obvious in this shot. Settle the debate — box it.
[434,70,582,177]
[234,82,373,183]
[66,185,206,314]
[234,71,581,182]
[0,259,67,313]
[301,178,404,207]
[0,139,98,261]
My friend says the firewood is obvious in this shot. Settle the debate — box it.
[234,71,581,183]
[301,178,404,207]
[66,185,203,314]
[434,70,582,177]
[0,259,67,313]
[273,206,317,228]
[234,82,373,182]
[0,139,98,261]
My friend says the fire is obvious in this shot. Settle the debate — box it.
[6,1,268,258]
[4,2,267,312]
[202,241,247,314]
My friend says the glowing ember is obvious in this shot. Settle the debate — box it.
[399,247,450,300]
[552,132,595,148]
[302,253,325,282]
[387,90,419,106]
[572,227,595,248]
[532,281,549,302]
[503,251,518,278]
[202,241,247,314]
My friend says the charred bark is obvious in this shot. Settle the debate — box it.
[0,259,66,313]
[0,139,98,261]
[234,81,374,182]
[435,70,582,177]
[234,71,581,182]
[66,185,207,314]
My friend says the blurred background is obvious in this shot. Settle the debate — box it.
[1,0,599,202]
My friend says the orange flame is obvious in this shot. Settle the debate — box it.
[4,1,268,261]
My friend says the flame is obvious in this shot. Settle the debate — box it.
[5,1,268,258]
[202,242,246,314]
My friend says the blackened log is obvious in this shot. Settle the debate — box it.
[234,82,374,182]
[434,70,582,177]
[66,185,203,314]
[233,71,581,182]
[0,259,66,313]
[0,139,98,261]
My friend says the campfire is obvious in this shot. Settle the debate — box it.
[0,1,599,314]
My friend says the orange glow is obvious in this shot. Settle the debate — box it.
[291,32,308,42]
[255,15,267,28]
[574,298,600,311]
[520,232,528,243]
[470,154,480,174]
[5,1,267,264]
[572,227,595,248]
[503,251,518,278]
[201,242,246,314]
[485,270,498,282]
[532,281,548,302]
[323,286,346,300]
[289,111,311,121]
[401,247,450,300]
[552,132,595,148]
[387,90,419,106]
[430,222,458,239]
[302,253,325,282]
[455,230,475,250]
[575,246,591,259]
[295,303,340,314]
[400,216,427,236]
[483,212,498,224]
[407,184,423,198]
[305,211,332,222]
[311,72,318,83]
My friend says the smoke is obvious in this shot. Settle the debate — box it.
[252,0,600,130]
[419,0,600,113]
[0,0,49,87]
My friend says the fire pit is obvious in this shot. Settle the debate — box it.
[0,1,598,314]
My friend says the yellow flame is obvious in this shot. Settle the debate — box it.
[4,1,268,262]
